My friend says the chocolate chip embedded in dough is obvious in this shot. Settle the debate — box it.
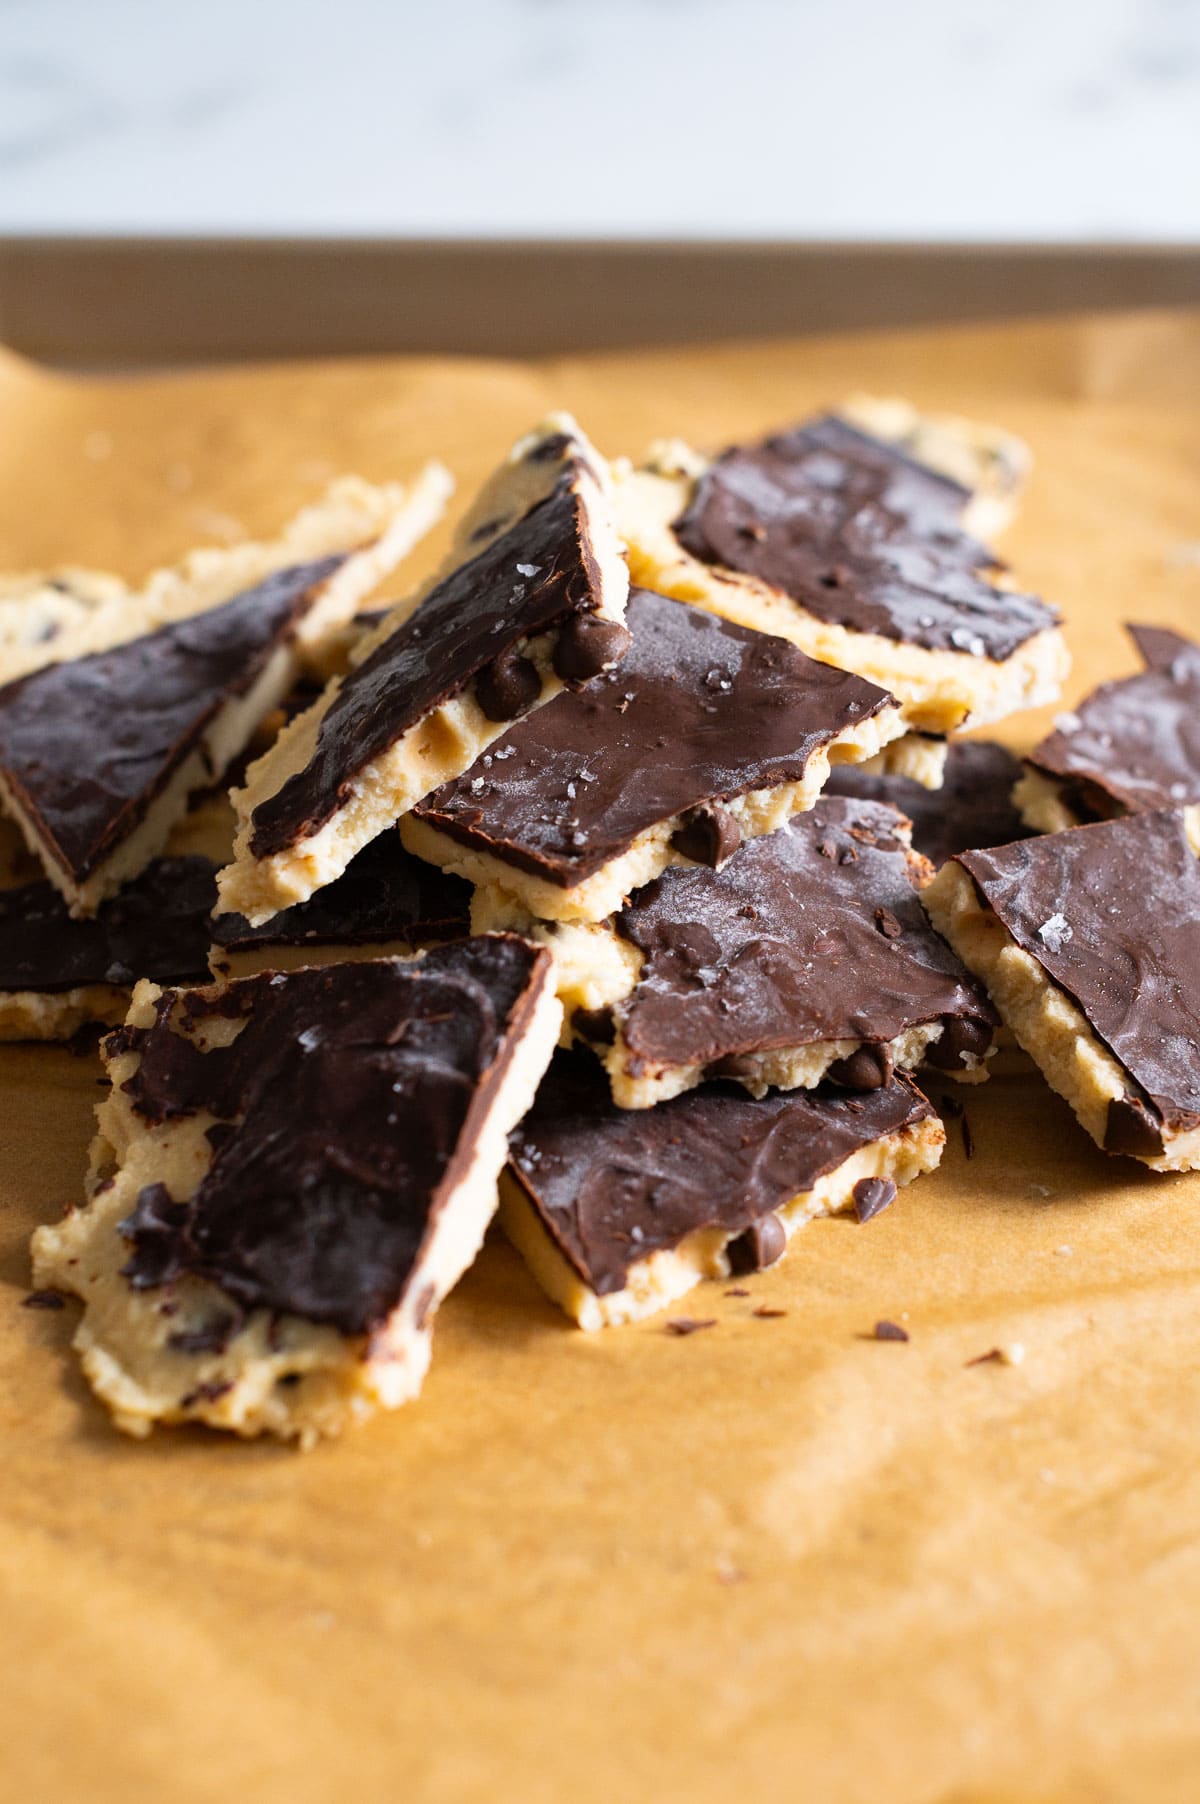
[571,1003,616,1046]
[670,801,743,869]
[727,1212,787,1274]
[827,1044,894,1091]
[924,1013,995,1071]
[705,1051,760,1081]
[1104,1094,1166,1159]
[552,613,632,682]
[476,646,541,721]
[851,1176,898,1222]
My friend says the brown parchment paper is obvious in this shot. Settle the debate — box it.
[2,311,1200,1804]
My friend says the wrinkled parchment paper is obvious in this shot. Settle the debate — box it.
[2,311,1199,1804]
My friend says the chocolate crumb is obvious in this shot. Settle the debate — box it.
[724,1287,751,1297]
[966,1341,1025,1368]
[961,1113,975,1159]
[753,1305,788,1319]
[22,1288,65,1310]
[869,1319,909,1342]
[938,1091,963,1120]
[665,1316,718,1336]
[874,906,903,940]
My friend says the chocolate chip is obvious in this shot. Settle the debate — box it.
[571,1003,616,1046]
[875,906,903,939]
[665,1316,717,1336]
[670,801,743,869]
[727,1212,787,1275]
[1104,1094,1165,1159]
[852,1176,898,1222]
[924,1014,994,1071]
[21,1289,65,1310]
[870,1320,909,1342]
[476,646,541,721]
[827,1043,894,1091]
[552,614,632,682]
[167,1309,240,1355]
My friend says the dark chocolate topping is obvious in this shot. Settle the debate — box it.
[116,937,547,1335]
[1028,624,1200,817]
[825,739,1033,869]
[508,1049,933,1294]
[414,587,892,889]
[608,797,997,1075]
[249,472,622,858]
[212,828,470,952]
[0,558,341,883]
[0,855,216,993]
[673,414,1057,661]
[957,809,1200,1138]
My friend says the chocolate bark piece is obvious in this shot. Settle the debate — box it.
[0,855,216,1038]
[922,808,1200,1171]
[584,796,996,1109]
[615,412,1069,738]
[674,415,1055,662]
[501,1050,943,1328]
[1024,624,1200,823]
[405,587,901,924]
[219,417,629,928]
[211,828,470,969]
[31,936,561,1442]
[826,739,1034,869]
[0,558,345,915]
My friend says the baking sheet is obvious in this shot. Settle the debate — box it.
[2,310,1200,1804]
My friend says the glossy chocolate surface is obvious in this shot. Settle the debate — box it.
[1029,624,1200,817]
[509,1049,933,1293]
[414,587,892,888]
[116,937,547,1334]
[0,855,216,992]
[608,796,996,1075]
[249,472,622,857]
[0,558,340,883]
[958,809,1200,1145]
[673,414,1057,661]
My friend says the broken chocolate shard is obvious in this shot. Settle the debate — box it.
[1028,623,1200,818]
[507,1050,935,1295]
[414,588,893,891]
[249,475,623,858]
[0,559,341,885]
[114,939,550,1336]
[673,415,1057,661]
[957,811,1200,1142]
[613,797,996,1080]
[851,1176,898,1222]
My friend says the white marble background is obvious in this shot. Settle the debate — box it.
[0,0,1197,239]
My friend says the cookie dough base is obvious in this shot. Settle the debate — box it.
[500,1112,946,1330]
[614,464,1069,735]
[471,892,991,1107]
[856,732,948,791]
[1,632,309,917]
[921,858,1200,1173]
[402,702,904,927]
[1012,766,1088,833]
[0,983,128,1042]
[32,967,563,1444]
